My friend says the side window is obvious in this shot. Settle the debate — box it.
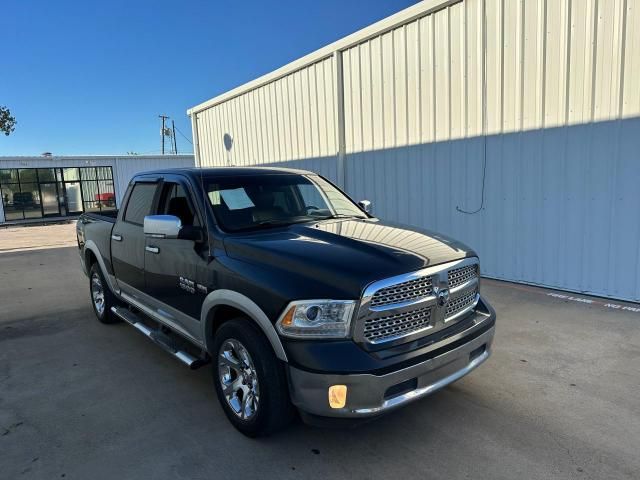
[160,183,198,227]
[123,183,157,225]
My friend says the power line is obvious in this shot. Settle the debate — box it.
[174,125,193,144]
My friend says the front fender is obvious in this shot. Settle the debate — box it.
[200,289,288,362]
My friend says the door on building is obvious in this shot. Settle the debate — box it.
[40,182,61,217]
[59,182,83,215]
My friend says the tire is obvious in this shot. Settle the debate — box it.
[212,319,294,437]
[89,263,120,324]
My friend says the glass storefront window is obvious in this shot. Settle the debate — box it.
[97,179,116,211]
[17,183,42,219]
[0,169,19,182]
[62,168,80,181]
[81,179,99,204]
[37,168,56,182]
[97,167,112,180]
[1,166,115,221]
[18,169,38,183]
[81,167,97,181]
[1,184,23,221]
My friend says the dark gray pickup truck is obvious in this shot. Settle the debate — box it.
[77,167,496,436]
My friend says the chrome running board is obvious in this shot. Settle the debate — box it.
[110,306,208,370]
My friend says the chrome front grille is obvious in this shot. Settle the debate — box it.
[370,275,433,308]
[447,264,478,289]
[363,306,432,343]
[357,258,480,345]
[446,289,478,319]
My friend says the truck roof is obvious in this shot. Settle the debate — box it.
[135,166,316,180]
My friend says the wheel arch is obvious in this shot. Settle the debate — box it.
[83,240,119,295]
[201,289,288,362]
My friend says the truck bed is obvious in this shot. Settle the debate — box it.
[82,210,119,223]
[77,211,117,277]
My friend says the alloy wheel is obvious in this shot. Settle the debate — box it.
[218,338,260,420]
[91,272,105,316]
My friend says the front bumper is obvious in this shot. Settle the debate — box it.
[287,309,495,418]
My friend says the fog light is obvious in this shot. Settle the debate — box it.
[328,385,347,409]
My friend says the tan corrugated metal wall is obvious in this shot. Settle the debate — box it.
[191,0,640,301]
[195,56,339,180]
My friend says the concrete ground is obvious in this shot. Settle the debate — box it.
[1,224,638,480]
[0,222,78,253]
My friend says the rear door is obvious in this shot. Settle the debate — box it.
[111,180,160,298]
[143,178,210,339]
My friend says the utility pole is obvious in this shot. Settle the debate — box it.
[172,120,178,155]
[159,114,169,155]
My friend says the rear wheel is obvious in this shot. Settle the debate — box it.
[213,319,293,437]
[89,263,120,324]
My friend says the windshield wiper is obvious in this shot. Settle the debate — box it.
[250,218,314,229]
[314,214,367,221]
[256,219,296,227]
[234,215,365,232]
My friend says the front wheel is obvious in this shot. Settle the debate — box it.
[213,319,293,437]
[89,263,120,324]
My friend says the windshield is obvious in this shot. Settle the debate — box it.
[205,174,367,232]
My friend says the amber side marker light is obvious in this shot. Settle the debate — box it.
[328,385,348,409]
[280,306,295,327]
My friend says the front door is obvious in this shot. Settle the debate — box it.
[61,181,83,215]
[40,182,60,217]
[111,181,159,297]
[143,181,209,339]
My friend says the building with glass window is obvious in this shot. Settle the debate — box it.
[0,155,194,224]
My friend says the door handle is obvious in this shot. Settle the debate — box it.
[145,246,160,254]
[111,234,123,242]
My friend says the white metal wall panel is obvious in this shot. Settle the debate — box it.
[190,0,640,301]
[194,57,339,181]
[110,155,195,202]
[344,0,640,301]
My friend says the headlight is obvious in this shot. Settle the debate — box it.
[276,300,356,339]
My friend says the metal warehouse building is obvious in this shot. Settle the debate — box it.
[0,155,194,224]
[188,0,640,302]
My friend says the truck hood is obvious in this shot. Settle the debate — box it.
[222,218,475,297]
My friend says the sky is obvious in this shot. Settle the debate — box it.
[1,0,417,156]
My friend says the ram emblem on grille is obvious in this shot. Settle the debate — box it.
[435,287,450,307]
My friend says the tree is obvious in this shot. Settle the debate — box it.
[0,106,17,136]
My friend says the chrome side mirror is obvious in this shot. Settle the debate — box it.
[144,215,182,239]
[358,200,372,213]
